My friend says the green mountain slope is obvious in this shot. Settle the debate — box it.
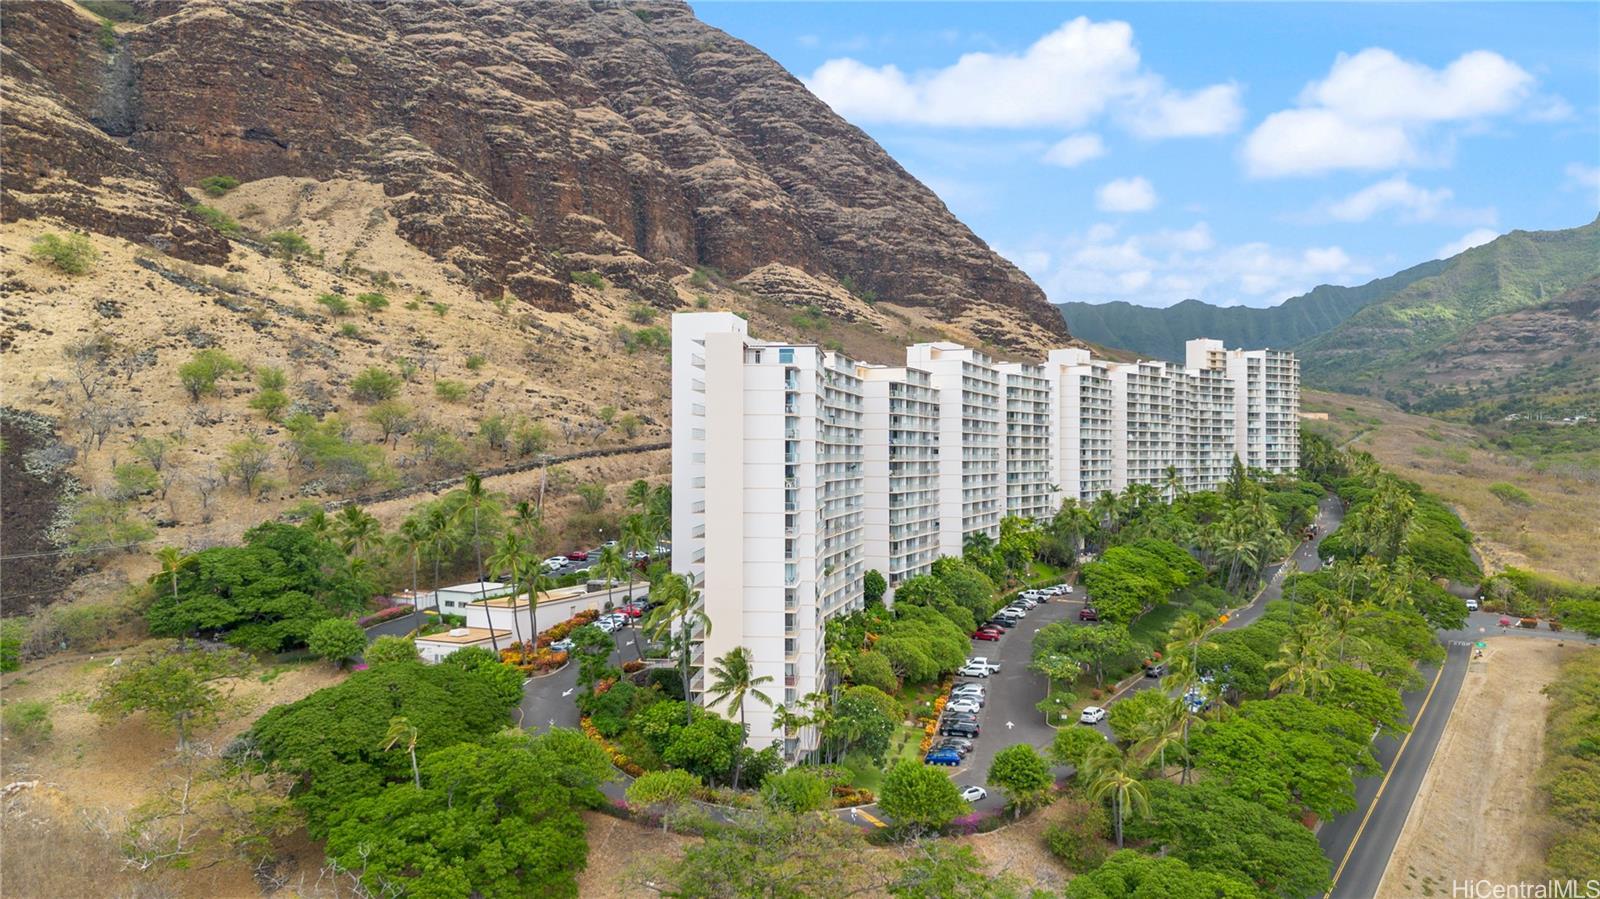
[1299,216,1600,395]
[1057,258,1447,362]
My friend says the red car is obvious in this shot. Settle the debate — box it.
[972,627,1003,641]
[615,604,644,619]
[566,550,589,561]
[1079,607,1099,621]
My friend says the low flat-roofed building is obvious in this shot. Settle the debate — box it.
[414,626,513,663]
[430,581,512,615]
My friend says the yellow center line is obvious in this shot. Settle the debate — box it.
[1325,654,1450,896]
[854,808,887,828]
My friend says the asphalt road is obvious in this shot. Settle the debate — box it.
[1320,642,1470,899]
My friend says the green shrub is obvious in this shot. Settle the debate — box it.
[267,230,311,259]
[250,387,290,421]
[65,495,154,556]
[111,462,160,500]
[190,203,242,235]
[317,293,352,316]
[30,233,97,275]
[1,620,24,672]
[2,700,53,748]
[430,301,450,317]
[339,323,361,338]
[178,348,243,401]
[694,294,711,309]
[199,175,241,197]
[434,379,468,403]
[628,305,656,324]
[350,367,401,403]
[356,292,389,313]
[570,270,607,289]
[1489,482,1533,507]
[465,353,486,372]
[284,414,391,491]
[256,365,287,391]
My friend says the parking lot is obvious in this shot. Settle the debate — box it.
[929,583,1090,812]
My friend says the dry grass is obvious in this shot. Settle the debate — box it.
[1304,390,1600,583]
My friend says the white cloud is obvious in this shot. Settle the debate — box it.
[1435,228,1501,259]
[1095,176,1158,212]
[1042,133,1106,168]
[1566,162,1600,199]
[805,17,1242,138]
[1022,221,1370,307]
[1326,176,1453,222]
[1243,48,1536,178]
[1121,83,1245,138]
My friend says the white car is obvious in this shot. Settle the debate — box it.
[958,663,992,678]
[951,684,985,697]
[946,697,982,714]
[1465,598,1480,611]
[959,785,987,802]
[596,616,625,634]
[550,638,575,652]
[965,657,1001,674]
[542,556,568,570]
[1048,584,1072,596]
[1014,596,1040,608]
[1080,706,1108,725]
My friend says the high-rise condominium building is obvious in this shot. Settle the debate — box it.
[673,315,1297,753]
[857,364,942,604]
[905,343,1003,558]
[670,313,864,757]
[1041,349,1115,505]
[1185,339,1300,475]
[998,362,1054,521]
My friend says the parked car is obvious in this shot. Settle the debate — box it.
[965,657,1001,674]
[543,556,568,570]
[615,605,644,619]
[987,617,1018,630]
[1465,598,1480,611]
[1144,662,1167,678]
[972,627,1002,642]
[959,785,988,802]
[925,749,962,766]
[1047,584,1072,596]
[951,684,985,698]
[934,738,974,756]
[958,662,993,677]
[1080,706,1108,724]
[1002,604,1028,617]
[550,638,575,652]
[940,719,980,738]
[1079,607,1099,622]
[567,550,589,561]
[946,697,982,714]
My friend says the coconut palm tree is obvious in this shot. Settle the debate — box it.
[150,546,193,607]
[1163,464,1185,502]
[1083,741,1151,849]
[1131,693,1186,778]
[421,504,458,619]
[391,517,428,629]
[621,514,652,600]
[335,504,382,560]
[646,573,712,725]
[625,478,651,514]
[487,532,532,648]
[1267,620,1335,697]
[448,472,505,652]
[382,716,421,789]
[706,646,774,790]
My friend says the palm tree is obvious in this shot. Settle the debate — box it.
[382,716,422,789]
[593,545,641,660]
[1131,694,1186,777]
[621,514,652,602]
[625,478,651,513]
[303,508,331,537]
[1267,621,1335,697]
[335,504,382,560]
[1163,464,1184,502]
[448,472,504,652]
[510,499,544,548]
[486,532,532,648]
[150,546,193,607]
[705,646,774,790]
[1083,741,1151,849]
[392,517,428,629]
[422,504,457,620]
[646,573,712,725]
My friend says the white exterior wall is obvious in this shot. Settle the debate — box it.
[998,362,1054,521]
[1043,349,1115,506]
[1109,361,1177,490]
[907,343,1002,557]
[1185,339,1299,476]
[857,364,940,602]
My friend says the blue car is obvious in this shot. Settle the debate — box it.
[924,749,962,766]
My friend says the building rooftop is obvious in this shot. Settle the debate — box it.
[438,581,508,594]
[415,627,512,645]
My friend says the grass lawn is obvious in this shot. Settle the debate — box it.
[1128,601,1187,652]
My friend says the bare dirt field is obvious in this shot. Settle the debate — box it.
[1377,638,1586,897]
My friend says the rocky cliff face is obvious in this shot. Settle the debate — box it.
[3,0,1069,349]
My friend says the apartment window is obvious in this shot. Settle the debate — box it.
[779,348,794,364]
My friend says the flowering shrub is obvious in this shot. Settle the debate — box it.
[580,716,647,777]
[358,606,412,628]
[540,609,602,645]
[621,659,646,674]
[831,785,876,807]
[499,642,568,674]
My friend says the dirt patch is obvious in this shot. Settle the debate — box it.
[1377,638,1583,896]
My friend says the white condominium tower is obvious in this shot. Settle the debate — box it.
[1041,349,1115,505]
[857,364,941,603]
[1185,339,1301,474]
[672,314,1298,753]
[670,313,865,757]
[905,342,1004,558]
[998,362,1054,521]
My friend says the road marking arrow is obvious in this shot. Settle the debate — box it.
[561,688,574,697]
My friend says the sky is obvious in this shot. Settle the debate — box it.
[693,2,1600,308]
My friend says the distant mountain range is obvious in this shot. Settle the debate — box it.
[1058,217,1600,413]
